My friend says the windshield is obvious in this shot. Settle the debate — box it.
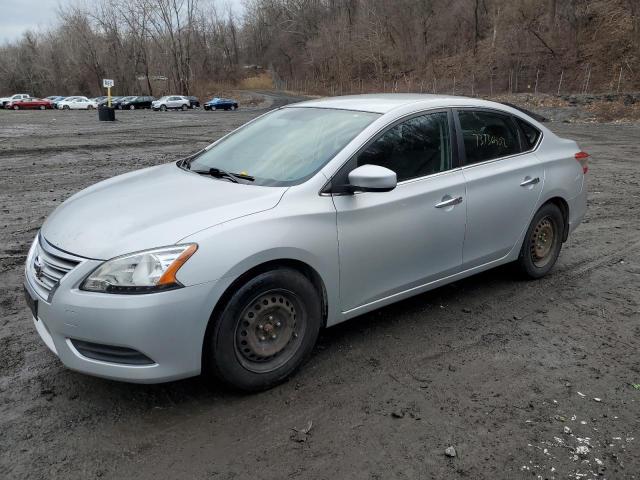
[188,107,379,186]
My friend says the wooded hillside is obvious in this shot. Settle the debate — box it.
[1,0,638,97]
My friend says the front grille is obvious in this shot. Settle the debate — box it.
[70,339,155,365]
[27,235,82,300]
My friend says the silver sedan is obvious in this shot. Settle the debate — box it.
[24,94,588,391]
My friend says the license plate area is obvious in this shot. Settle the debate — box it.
[24,285,38,319]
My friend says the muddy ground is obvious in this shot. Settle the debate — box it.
[0,93,638,480]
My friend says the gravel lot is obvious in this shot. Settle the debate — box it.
[1,95,639,479]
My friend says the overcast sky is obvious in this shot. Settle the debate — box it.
[0,0,244,44]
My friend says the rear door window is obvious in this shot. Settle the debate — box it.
[458,110,522,164]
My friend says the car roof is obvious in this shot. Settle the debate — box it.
[288,93,515,114]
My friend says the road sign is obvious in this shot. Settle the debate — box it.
[103,79,115,108]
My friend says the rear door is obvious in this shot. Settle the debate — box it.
[332,110,466,312]
[455,108,544,269]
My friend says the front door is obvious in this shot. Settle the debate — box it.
[332,111,466,312]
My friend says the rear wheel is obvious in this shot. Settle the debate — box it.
[130,105,135,110]
[39,105,45,110]
[88,105,94,110]
[517,203,564,279]
[205,268,322,391]
[181,104,188,111]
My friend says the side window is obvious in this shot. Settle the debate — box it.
[356,112,451,182]
[515,117,541,149]
[458,110,521,164]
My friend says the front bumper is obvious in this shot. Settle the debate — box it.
[24,241,222,383]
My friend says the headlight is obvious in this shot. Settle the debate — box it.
[81,244,197,294]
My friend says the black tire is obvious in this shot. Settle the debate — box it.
[232,104,238,110]
[130,105,135,110]
[13,105,19,110]
[181,104,188,111]
[39,105,45,110]
[63,105,70,110]
[205,268,322,391]
[160,105,167,111]
[517,203,564,279]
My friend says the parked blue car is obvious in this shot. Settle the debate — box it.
[203,97,238,111]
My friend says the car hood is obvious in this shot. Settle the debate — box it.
[42,163,287,259]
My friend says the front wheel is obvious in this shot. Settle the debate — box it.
[130,105,135,110]
[160,105,167,111]
[63,105,70,110]
[205,268,322,391]
[13,105,19,110]
[517,203,564,279]
[39,105,45,110]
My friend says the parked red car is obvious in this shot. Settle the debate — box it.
[7,98,53,110]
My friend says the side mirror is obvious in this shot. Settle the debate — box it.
[347,164,397,193]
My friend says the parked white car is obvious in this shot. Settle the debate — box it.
[0,93,30,108]
[152,95,190,111]
[56,96,98,110]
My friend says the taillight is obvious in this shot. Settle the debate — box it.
[575,151,589,174]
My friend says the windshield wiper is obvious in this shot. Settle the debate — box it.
[179,155,255,182]
[192,167,255,183]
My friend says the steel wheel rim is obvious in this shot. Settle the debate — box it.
[530,216,556,267]
[234,289,305,373]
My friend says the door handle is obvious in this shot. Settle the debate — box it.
[435,196,463,208]
[520,176,540,187]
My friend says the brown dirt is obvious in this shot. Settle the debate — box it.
[0,95,639,479]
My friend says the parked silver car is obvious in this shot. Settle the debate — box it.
[24,94,588,391]
[152,95,190,111]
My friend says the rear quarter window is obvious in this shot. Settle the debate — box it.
[515,117,542,149]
